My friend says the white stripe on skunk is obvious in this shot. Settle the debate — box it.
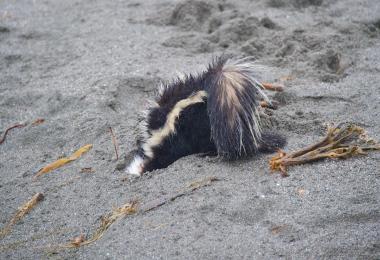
[142,90,207,158]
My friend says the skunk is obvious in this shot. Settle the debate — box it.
[127,57,286,175]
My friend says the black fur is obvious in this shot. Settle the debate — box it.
[206,59,263,159]
[146,59,224,132]
[130,57,286,174]
[258,131,287,153]
[144,102,216,172]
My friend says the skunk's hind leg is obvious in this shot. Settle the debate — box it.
[258,131,286,153]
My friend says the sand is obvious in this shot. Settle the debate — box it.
[0,0,379,259]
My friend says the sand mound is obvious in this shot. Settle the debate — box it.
[169,0,216,31]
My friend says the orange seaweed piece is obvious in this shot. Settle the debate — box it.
[34,144,93,179]
[261,82,284,92]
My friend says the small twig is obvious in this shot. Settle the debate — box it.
[0,123,26,145]
[109,127,119,160]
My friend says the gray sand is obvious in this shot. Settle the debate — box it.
[1,0,379,259]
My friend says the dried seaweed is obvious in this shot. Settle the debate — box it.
[262,82,284,92]
[0,227,72,252]
[270,123,380,176]
[69,234,85,247]
[60,201,138,248]
[31,118,45,126]
[34,144,93,179]
[51,176,218,250]
[0,193,44,238]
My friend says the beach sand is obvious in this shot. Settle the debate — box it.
[0,0,379,258]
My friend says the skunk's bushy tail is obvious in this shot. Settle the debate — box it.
[206,57,274,159]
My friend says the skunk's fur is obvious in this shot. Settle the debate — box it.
[127,57,286,175]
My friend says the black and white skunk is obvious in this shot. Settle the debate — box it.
[127,57,285,175]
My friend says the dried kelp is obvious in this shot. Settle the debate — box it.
[61,201,138,248]
[270,123,380,176]
[52,176,218,250]
[0,193,44,238]
[34,144,93,179]
[0,227,72,252]
[262,82,284,92]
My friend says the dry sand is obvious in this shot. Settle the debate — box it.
[1,0,379,259]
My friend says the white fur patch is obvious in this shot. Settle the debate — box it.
[126,155,144,176]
